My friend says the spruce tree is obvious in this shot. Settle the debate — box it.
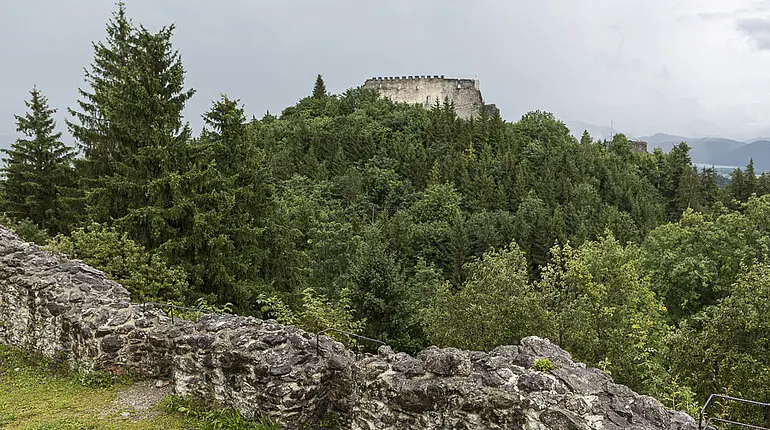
[157,96,273,307]
[116,24,196,248]
[2,87,76,234]
[67,3,195,248]
[67,2,134,188]
[312,74,327,99]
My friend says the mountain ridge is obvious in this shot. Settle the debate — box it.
[566,122,769,172]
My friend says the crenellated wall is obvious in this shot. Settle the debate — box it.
[0,226,696,429]
[363,75,488,119]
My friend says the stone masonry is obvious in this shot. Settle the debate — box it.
[363,75,497,120]
[0,226,695,429]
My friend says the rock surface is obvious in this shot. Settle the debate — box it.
[0,226,696,429]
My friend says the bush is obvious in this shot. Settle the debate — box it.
[255,288,365,345]
[44,223,189,303]
[0,214,50,245]
[531,358,556,372]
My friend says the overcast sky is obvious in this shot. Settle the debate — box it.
[4,0,770,145]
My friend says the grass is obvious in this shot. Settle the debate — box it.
[0,345,277,429]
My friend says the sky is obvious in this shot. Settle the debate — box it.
[4,0,770,146]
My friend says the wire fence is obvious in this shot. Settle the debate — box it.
[700,394,770,430]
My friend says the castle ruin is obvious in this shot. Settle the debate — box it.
[363,75,497,119]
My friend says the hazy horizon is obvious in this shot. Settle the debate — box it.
[5,1,770,146]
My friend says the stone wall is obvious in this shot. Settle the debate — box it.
[363,76,488,120]
[0,226,696,429]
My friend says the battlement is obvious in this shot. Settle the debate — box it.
[363,75,486,118]
[368,75,445,81]
[365,75,479,89]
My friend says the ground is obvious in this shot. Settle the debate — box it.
[0,346,275,430]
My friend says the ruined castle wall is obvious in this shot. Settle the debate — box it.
[0,226,696,430]
[0,227,176,376]
[364,76,484,119]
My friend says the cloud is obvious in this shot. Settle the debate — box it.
[737,17,770,49]
[697,11,735,21]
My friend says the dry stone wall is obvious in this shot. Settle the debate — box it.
[0,226,696,429]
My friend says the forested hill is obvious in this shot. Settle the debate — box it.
[4,4,770,424]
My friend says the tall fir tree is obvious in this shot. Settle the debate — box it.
[67,2,195,249]
[116,24,196,248]
[312,74,327,99]
[67,2,134,192]
[163,96,273,306]
[2,87,77,234]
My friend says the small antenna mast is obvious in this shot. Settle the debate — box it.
[610,121,615,140]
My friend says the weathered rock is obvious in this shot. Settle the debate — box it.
[0,226,696,429]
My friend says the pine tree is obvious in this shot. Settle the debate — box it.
[67,2,134,189]
[745,158,757,199]
[580,130,593,145]
[312,74,327,99]
[116,23,196,248]
[67,3,195,248]
[163,96,272,306]
[2,87,76,234]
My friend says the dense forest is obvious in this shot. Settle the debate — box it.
[4,4,770,420]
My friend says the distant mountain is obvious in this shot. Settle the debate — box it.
[567,121,770,173]
[719,140,770,171]
[638,133,744,158]
[636,134,759,170]
[640,133,688,152]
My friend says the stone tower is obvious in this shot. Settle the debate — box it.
[363,75,495,119]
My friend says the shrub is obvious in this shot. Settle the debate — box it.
[44,223,189,303]
[531,358,556,372]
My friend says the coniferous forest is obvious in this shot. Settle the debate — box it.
[4,4,770,419]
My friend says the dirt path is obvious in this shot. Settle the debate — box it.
[105,379,173,421]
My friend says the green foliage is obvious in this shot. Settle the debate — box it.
[541,235,669,394]
[313,74,327,99]
[0,213,51,244]
[660,376,700,418]
[667,263,770,422]
[162,395,278,430]
[642,208,769,322]
[68,2,196,250]
[422,242,549,351]
[531,358,556,372]
[295,288,365,337]
[162,95,274,309]
[44,223,188,303]
[1,87,77,235]
[172,297,235,321]
[74,369,127,389]
[255,288,364,345]
[255,293,298,325]
[346,224,422,349]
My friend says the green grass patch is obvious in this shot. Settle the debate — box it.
[0,345,275,429]
[160,396,278,429]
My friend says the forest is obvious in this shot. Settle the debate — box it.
[3,4,770,421]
